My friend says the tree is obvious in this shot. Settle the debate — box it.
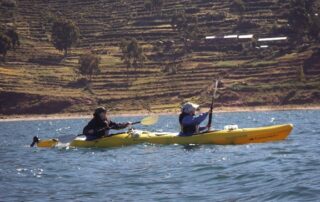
[78,53,101,81]
[171,13,201,52]
[5,28,20,49]
[0,33,12,62]
[120,38,146,77]
[309,15,320,41]
[171,13,188,31]
[144,0,164,14]
[1,0,16,7]
[287,0,320,43]
[51,19,79,57]
[288,0,310,41]
[230,0,246,19]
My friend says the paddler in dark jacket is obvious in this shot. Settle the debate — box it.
[179,102,209,136]
[83,107,131,140]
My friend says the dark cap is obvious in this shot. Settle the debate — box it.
[94,106,107,116]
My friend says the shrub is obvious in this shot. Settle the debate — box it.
[230,0,246,15]
[144,0,163,11]
[162,64,177,74]
[78,53,101,81]
[208,12,227,21]
[1,0,16,7]
[234,20,260,32]
[185,7,200,14]
[67,77,89,88]
[0,33,12,61]
[171,13,201,52]
[5,28,19,49]
[287,0,320,43]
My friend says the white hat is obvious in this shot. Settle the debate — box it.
[182,102,199,113]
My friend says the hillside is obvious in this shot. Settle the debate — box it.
[0,0,320,115]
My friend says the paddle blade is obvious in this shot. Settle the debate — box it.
[140,115,159,125]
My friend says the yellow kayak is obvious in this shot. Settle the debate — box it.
[35,124,293,148]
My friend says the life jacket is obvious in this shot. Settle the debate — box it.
[179,113,199,135]
[83,116,110,137]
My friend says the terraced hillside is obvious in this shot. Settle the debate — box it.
[0,0,320,115]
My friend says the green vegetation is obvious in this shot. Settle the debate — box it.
[4,28,20,49]
[51,18,80,57]
[0,33,12,61]
[1,0,16,7]
[144,0,164,14]
[171,12,201,52]
[288,0,320,43]
[119,38,146,76]
[0,28,19,61]
[78,53,101,81]
[230,0,246,17]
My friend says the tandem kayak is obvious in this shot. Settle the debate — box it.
[34,124,293,148]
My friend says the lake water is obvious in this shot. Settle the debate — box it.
[0,110,320,201]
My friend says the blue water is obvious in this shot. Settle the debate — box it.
[0,110,320,201]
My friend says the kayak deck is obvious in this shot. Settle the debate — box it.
[35,124,293,148]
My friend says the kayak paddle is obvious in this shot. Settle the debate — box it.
[132,115,158,126]
[207,79,219,130]
[30,115,159,146]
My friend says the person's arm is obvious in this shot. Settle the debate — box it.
[83,120,94,135]
[109,121,130,130]
[181,112,208,126]
[194,112,209,125]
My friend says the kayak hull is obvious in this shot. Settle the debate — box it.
[36,124,293,148]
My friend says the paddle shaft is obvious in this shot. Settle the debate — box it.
[96,121,140,133]
[207,80,219,130]
[207,96,214,129]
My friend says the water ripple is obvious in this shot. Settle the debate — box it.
[0,110,320,201]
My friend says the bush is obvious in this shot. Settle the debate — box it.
[5,28,19,49]
[230,0,245,15]
[78,53,101,81]
[162,64,179,74]
[67,77,89,88]
[208,12,227,21]
[185,7,200,14]
[171,13,201,52]
[234,20,260,32]
[1,0,16,7]
[0,33,12,61]
[144,1,152,11]
[144,0,163,14]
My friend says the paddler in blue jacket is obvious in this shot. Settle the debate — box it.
[179,102,209,136]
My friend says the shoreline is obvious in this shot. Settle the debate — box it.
[0,105,319,122]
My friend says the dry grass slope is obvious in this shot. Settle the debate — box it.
[0,0,319,115]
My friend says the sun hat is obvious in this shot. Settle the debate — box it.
[182,102,199,113]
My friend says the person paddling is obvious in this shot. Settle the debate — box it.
[179,102,209,136]
[83,107,131,140]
